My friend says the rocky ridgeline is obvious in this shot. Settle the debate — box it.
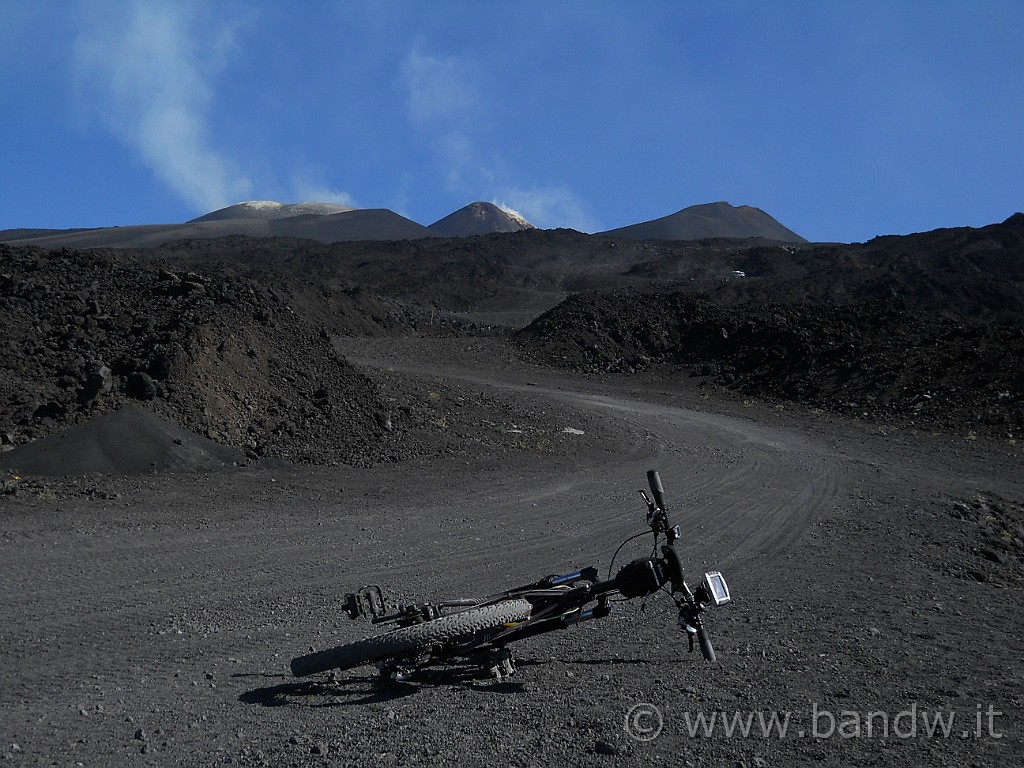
[0,245,395,465]
[516,292,1024,438]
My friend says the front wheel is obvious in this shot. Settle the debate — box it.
[290,599,532,677]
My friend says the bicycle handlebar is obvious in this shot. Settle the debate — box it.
[697,626,716,662]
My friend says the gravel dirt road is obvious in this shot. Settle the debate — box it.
[2,341,1021,767]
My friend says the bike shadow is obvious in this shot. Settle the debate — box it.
[236,674,418,707]
[236,665,526,708]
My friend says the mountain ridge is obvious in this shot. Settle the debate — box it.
[189,201,356,222]
[429,202,536,237]
[598,201,807,243]
[2,198,807,248]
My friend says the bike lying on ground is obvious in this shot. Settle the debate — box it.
[291,470,732,681]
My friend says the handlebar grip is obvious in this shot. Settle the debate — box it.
[697,626,716,662]
[647,470,666,510]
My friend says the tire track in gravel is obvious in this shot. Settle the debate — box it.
[324,347,846,586]
[515,389,844,575]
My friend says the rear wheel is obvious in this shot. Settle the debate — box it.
[290,599,532,677]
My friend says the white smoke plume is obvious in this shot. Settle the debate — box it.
[73,0,251,212]
[494,186,598,232]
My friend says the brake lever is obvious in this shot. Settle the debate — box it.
[639,490,657,523]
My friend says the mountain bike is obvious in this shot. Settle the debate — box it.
[291,470,732,681]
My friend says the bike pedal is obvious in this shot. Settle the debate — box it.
[485,648,517,681]
[343,585,386,620]
[489,658,516,681]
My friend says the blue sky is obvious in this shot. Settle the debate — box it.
[1,1,1021,242]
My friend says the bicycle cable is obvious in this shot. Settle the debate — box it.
[606,530,659,580]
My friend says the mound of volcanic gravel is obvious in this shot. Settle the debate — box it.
[515,292,1024,437]
[0,405,243,476]
[0,245,393,466]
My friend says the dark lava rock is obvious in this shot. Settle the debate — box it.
[79,364,112,403]
[125,372,157,401]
